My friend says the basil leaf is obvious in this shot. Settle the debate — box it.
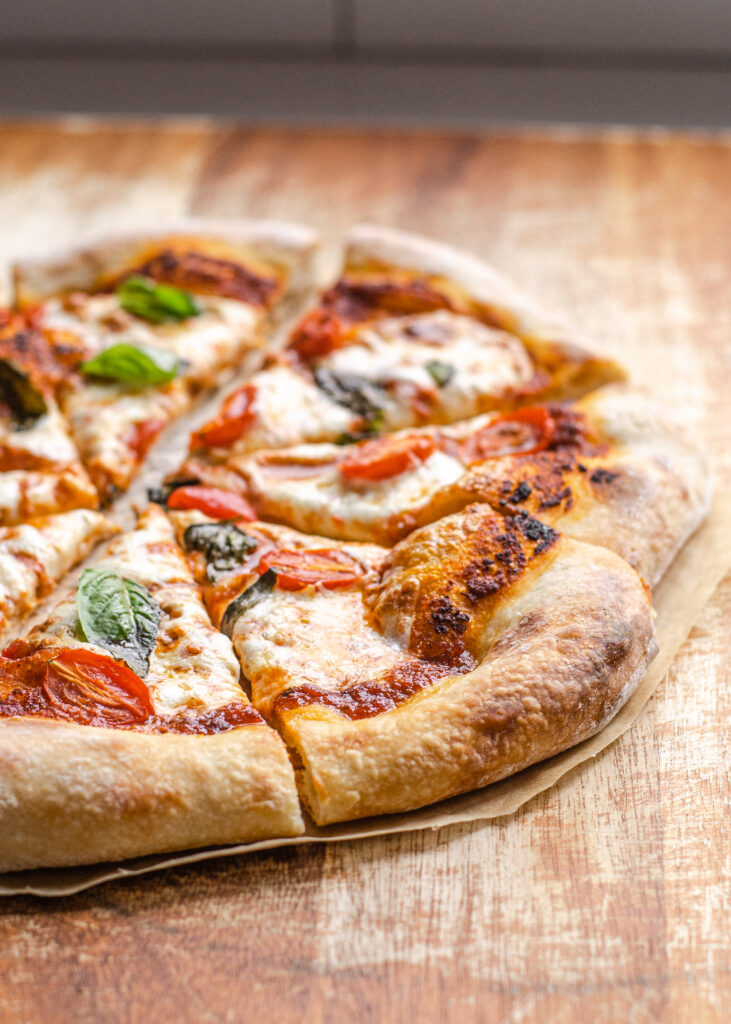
[183,521,258,582]
[0,359,48,425]
[314,369,386,426]
[148,476,201,506]
[425,360,455,387]
[81,342,180,387]
[117,275,200,324]
[221,569,277,638]
[76,568,162,677]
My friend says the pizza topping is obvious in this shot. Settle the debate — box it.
[190,383,256,449]
[132,249,278,307]
[124,418,167,461]
[221,568,277,637]
[76,568,162,678]
[313,368,386,431]
[458,407,555,465]
[424,359,455,387]
[117,274,200,324]
[257,548,363,591]
[150,700,263,733]
[167,485,257,521]
[42,648,154,727]
[183,521,258,582]
[80,342,181,386]
[340,434,436,482]
[147,476,201,506]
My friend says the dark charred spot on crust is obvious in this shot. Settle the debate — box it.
[508,511,559,555]
[131,249,279,308]
[590,467,619,486]
[538,485,573,511]
[509,480,532,503]
[430,596,470,635]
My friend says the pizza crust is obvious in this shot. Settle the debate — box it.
[277,533,656,825]
[0,716,304,873]
[345,223,625,399]
[13,218,320,312]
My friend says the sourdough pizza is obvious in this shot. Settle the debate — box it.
[180,384,709,586]
[0,504,302,871]
[185,225,624,467]
[13,221,318,500]
[171,504,656,825]
[0,222,712,874]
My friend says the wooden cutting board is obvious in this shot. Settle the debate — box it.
[0,120,728,1024]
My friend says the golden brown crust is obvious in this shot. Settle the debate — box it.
[344,224,626,398]
[0,717,304,872]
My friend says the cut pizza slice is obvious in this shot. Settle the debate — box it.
[185,224,624,466]
[0,503,303,872]
[13,220,319,501]
[171,504,656,826]
[0,507,116,642]
[176,384,710,587]
[0,311,99,524]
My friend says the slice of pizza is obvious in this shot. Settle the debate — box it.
[13,220,319,501]
[171,504,656,826]
[0,508,116,641]
[177,385,710,587]
[184,224,624,467]
[0,311,99,524]
[0,504,303,872]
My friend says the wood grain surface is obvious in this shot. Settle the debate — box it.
[0,120,729,1024]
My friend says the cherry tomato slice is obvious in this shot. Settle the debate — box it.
[458,407,555,465]
[258,548,362,591]
[126,418,166,459]
[191,383,256,450]
[167,485,257,521]
[288,307,344,361]
[340,434,436,483]
[42,649,154,727]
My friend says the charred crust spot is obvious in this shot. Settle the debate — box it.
[508,512,559,555]
[132,249,279,307]
[590,468,619,486]
[538,485,573,510]
[577,463,587,473]
[430,596,470,635]
[509,480,532,504]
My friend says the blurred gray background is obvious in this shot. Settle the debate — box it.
[0,0,729,127]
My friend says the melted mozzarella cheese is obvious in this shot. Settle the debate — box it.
[240,444,464,541]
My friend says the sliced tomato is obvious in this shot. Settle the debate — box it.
[190,383,256,450]
[258,548,362,591]
[42,649,154,727]
[167,485,256,521]
[340,434,436,483]
[126,418,166,459]
[288,307,344,361]
[458,407,555,465]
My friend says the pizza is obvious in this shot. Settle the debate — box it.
[170,504,656,825]
[183,224,624,469]
[0,222,712,874]
[0,312,99,524]
[178,383,710,587]
[13,221,318,500]
[0,508,115,641]
[0,504,303,871]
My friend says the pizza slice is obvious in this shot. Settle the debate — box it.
[0,507,115,641]
[171,504,656,825]
[13,220,319,501]
[0,503,303,872]
[0,311,99,524]
[176,385,710,587]
[185,224,624,466]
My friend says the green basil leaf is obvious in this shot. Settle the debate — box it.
[314,369,386,425]
[0,359,48,425]
[221,569,277,638]
[81,342,180,386]
[76,568,162,677]
[117,275,200,324]
[425,360,455,387]
[183,521,258,583]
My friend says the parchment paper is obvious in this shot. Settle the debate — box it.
[1,487,727,897]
